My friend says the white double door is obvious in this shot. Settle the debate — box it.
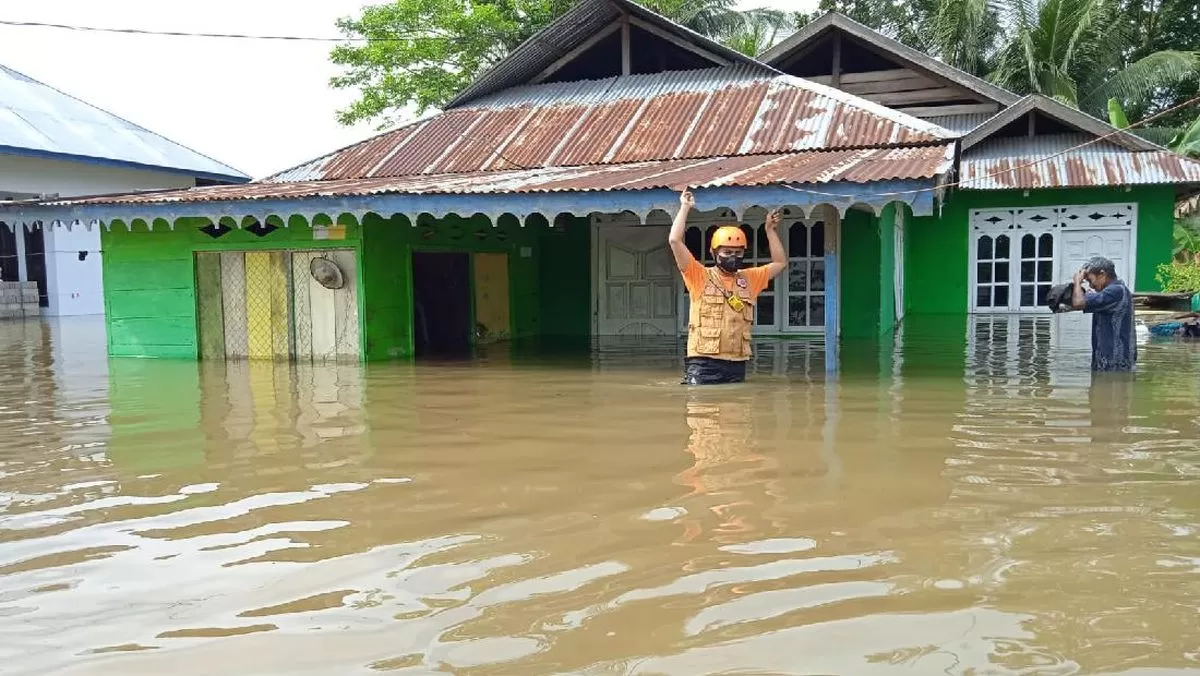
[1055,228,1133,346]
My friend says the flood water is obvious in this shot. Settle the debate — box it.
[1,316,1199,675]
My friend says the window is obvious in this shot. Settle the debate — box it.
[1019,233,1055,309]
[973,233,1011,309]
[785,220,825,329]
[680,219,826,333]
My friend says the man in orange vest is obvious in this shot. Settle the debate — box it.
[668,188,787,385]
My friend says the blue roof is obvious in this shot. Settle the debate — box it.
[0,64,249,183]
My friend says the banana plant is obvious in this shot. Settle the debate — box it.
[1107,97,1200,159]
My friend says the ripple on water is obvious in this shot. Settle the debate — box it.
[1,318,1199,674]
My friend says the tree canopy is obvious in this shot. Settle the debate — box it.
[800,0,1200,130]
[330,0,1200,136]
[329,0,789,129]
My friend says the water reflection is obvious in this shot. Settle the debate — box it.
[0,315,1197,674]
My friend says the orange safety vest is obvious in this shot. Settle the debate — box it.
[686,267,754,361]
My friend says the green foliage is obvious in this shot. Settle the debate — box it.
[795,0,942,62]
[330,0,790,128]
[329,0,574,129]
[1155,260,1200,292]
[1108,97,1131,127]
[1176,217,1200,259]
[1170,114,1200,157]
[808,0,1200,128]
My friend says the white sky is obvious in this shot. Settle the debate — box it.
[0,0,815,180]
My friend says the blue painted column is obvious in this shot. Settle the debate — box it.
[824,210,839,375]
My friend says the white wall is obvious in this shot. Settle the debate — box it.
[0,154,196,317]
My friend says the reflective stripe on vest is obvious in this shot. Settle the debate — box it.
[686,267,755,361]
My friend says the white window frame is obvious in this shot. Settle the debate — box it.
[967,203,1137,314]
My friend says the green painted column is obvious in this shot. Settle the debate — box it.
[878,204,897,337]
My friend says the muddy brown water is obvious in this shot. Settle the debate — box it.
[1,316,1198,675]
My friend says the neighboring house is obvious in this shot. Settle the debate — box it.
[0,63,249,317]
[760,13,1200,328]
[0,0,1198,366]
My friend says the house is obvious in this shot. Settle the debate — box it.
[0,63,249,317]
[760,13,1200,329]
[0,1,1197,367]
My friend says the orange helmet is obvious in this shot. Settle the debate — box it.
[710,225,747,251]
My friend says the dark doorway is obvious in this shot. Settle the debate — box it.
[0,223,17,282]
[412,251,472,357]
[23,227,48,307]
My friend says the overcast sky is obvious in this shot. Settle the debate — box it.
[0,0,813,180]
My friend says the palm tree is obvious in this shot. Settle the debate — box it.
[641,0,791,55]
[718,7,793,56]
[1170,114,1200,157]
[926,0,1200,119]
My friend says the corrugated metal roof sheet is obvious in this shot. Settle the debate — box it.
[0,64,248,182]
[21,145,955,207]
[925,113,993,135]
[959,134,1200,190]
[263,66,953,184]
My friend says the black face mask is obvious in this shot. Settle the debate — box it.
[716,253,743,273]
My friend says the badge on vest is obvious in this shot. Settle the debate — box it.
[736,277,747,288]
[727,295,745,312]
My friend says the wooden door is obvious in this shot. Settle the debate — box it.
[595,226,677,336]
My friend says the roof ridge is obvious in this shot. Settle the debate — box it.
[962,95,1162,153]
[0,62,248,179]
[258,113,441,183]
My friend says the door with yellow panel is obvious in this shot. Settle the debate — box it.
[472,252,510,343]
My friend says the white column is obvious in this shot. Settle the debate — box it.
[822,205,840,374]
[14,223,27,282]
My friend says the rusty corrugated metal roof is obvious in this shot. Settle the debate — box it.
[20,145,955,208]
[262,65,953,184]
[924,113,994,135]
[959,134,1200,190]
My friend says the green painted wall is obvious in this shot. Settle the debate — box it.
[101,216,363,360]
[840,208,882,340]
[536,215,591,339]
[100,211,593,361]
[905,186,1177,316]
[358,212,582,359]
[360,213,409,361]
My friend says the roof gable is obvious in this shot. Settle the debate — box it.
[759,13,1017,120]
[265,65,953,183]
[956,97,1200,191]
[961,95,1161,152]
[0,64,248,183]
[442,0,771,110]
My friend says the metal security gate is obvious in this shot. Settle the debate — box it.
[196,249,360,361]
